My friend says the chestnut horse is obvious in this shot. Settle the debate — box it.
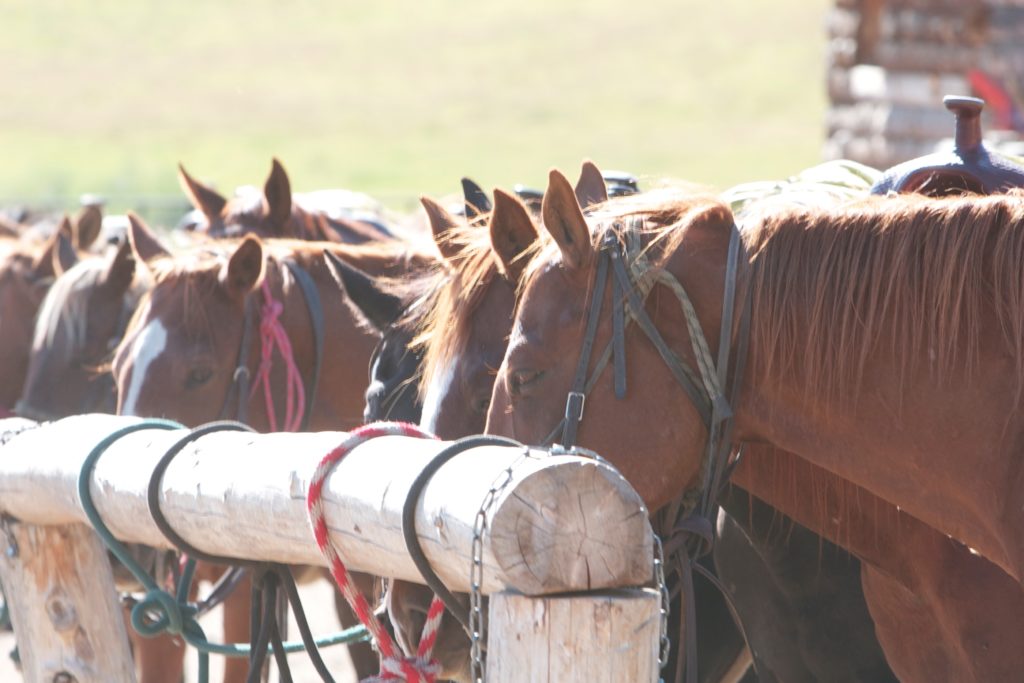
[110,215,429,682]
[485,171,1024,681]
[351,171,745,683]
[178,157,391,244]
[375,166,913,682]
[0,208,102,411]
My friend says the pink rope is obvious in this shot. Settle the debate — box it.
[251,279,305,432]
[307,422,448,683]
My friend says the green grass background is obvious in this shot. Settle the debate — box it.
[0,0,829,225]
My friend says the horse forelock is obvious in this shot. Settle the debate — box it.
[745,189,1024,405]
[402,219,506,403]
[32,258,104,356]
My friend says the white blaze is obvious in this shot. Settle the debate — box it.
[120,317,168,416]
[418,357,457,434]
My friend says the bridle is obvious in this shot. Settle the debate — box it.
[545,217,752,683]
[217,259,325,430]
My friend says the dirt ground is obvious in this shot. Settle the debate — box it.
[0,576,359,682]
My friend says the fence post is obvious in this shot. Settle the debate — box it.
[486,588,660,683]
[0,520,135,683]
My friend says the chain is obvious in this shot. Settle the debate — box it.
[469,445,535,683]
[653,535,671,669]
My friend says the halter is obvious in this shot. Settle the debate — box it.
[217,259,325,430]
[547,217,752,683]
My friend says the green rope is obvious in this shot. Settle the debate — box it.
[77,418,372,683]
[0,581,9,630]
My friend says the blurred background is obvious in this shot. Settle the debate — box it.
[1,0,832,226]
[2,0,1022,227]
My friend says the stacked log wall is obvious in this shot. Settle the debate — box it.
[824,0,1024,169]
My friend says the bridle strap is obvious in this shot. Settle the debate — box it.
[216,260,325,431]
[547,217,753,683]
[560,233,612,447]
[283,259,325,432]
[218,295,258,423]
[607,235,715,426]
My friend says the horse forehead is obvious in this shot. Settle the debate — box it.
[119,314,170,415]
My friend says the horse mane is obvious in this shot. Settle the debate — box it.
[744,189,1024,404]
[33,258,106,354]
[388,214,518,400]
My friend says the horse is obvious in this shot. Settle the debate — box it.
[0,208,102,412]
[108,214,430,682]
[344,166,755,682]
[483,169,1024,681]
[15,236,141,421]
[177,157,393,244]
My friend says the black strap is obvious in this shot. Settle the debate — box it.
[218,296,258,423]
[147,421,258,567]
[401,434,524,637]
[606,236,712,426]
[148,421,335,682]
[561,238,612,447]
[284,260,325,432]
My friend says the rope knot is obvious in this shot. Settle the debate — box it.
[372,655,441,682]
[130,586,194,637]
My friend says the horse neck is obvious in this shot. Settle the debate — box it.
[733,302,1024,581]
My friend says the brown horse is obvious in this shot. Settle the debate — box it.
[110,214,430,682]
[178,157,391,244]
[381,166,763,682]
[485,172,1024,681]
[0,208,101,411]
[16,237,141,421]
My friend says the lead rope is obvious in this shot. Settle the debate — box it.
[307,422,446,683]
[252,279,306,432]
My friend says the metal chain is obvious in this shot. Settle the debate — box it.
[653,535,671,669]
[469,445,535,683]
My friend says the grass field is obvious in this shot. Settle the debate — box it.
[1,0,830,225]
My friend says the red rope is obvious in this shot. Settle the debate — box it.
[251,279,305,432]
[307,422,447,683]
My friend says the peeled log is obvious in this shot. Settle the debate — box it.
[0,415,653,596]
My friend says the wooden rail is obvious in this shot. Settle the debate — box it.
[0,415,660,683]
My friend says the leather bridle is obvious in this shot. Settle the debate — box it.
[217,259,325,431]
[544,217,752,683]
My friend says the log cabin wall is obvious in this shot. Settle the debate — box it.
[825,0,1024,168]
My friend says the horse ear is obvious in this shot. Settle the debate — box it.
[323,249,403,333]
[73,205,103,251]
[223,234,265,297]
[126,212,171,264]
[575,160,608,210]
[264,158,292,230]
[542,169,592,271]
[37,218,78,278]
[100,239,136,294]
[461,177,492,219]
[490,189,538,281]
[178,163,227,222]
[420,196,461,262]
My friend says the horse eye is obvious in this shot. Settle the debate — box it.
[186,367,214,389]
[509,369,544,396]
[473,396,491,414]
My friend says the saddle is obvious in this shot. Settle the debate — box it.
[870,96,1024,196]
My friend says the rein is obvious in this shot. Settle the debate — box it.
[549,218,752,683]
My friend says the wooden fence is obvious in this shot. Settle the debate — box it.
[0,415,659,683]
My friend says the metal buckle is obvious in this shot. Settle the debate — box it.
[564,391,586,423]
